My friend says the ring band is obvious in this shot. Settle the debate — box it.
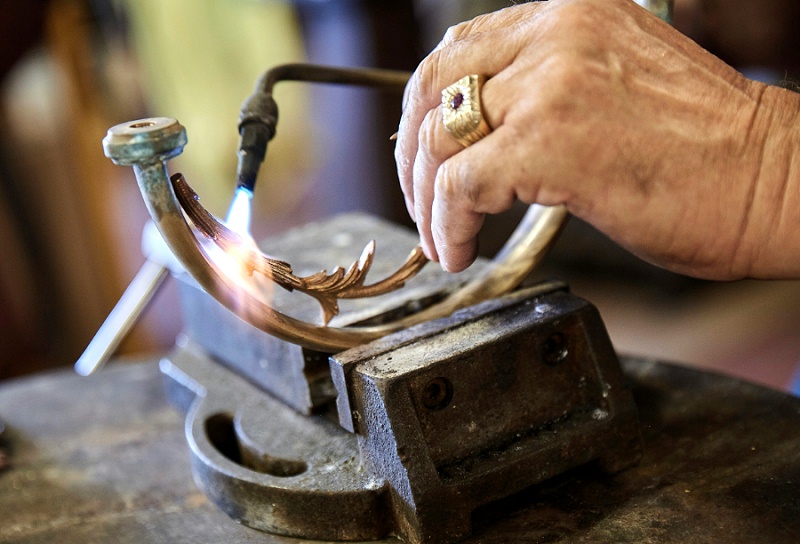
[442,74,491,147]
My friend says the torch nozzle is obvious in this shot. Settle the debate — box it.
[235,119,274,194]
[236,147,261,194]
[235,77,279,195]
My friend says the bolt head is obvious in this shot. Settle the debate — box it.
[103,117,187,165]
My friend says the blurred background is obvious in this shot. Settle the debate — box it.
[1,0,799,393]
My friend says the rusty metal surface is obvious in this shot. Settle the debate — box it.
[161,343,388,542]
[167,283,640,543]
[328,285,641,543]
[1,357,800,543]
[169,214,612,543]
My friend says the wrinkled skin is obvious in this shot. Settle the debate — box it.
[395,0,800,280]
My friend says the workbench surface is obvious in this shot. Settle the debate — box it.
[1,358,798,543]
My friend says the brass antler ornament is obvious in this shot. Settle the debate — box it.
[104,116,566,352]
[172,173,428,324]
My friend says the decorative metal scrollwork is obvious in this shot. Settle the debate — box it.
[171,173,428,324]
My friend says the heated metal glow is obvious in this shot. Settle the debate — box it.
[213,186,267,297]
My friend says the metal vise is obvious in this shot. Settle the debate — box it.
[162,214,641,544]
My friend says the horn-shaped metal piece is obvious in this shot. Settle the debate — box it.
[103,117,567,352]
[171,172,428,325]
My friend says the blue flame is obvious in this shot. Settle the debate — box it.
[225,187,253,235]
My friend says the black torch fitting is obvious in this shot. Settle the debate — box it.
[234,63,410,196]
[236,89,278,194]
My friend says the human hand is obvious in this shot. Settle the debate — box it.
[395,0,800,279]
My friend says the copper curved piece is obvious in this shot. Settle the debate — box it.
[173,173,428,324]
[104,117,567,352]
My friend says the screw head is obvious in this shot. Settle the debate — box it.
[542,332,569,365]
[103,117,187,165]
[421,377,454,411]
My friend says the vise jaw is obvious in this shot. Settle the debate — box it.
[330,283,641,543]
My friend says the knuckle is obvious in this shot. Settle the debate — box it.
[441,22,469,46]
[416,52,445,98]
[557,0,603,25]
[404,50,445,115]
[441,13,488,46]
[521,0,601,46]
[547,57,584,93]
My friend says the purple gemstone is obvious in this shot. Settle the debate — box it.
[450,92,464,110]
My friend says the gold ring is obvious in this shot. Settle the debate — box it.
[442,74,491,147]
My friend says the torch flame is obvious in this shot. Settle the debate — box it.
[225,187,253,236]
